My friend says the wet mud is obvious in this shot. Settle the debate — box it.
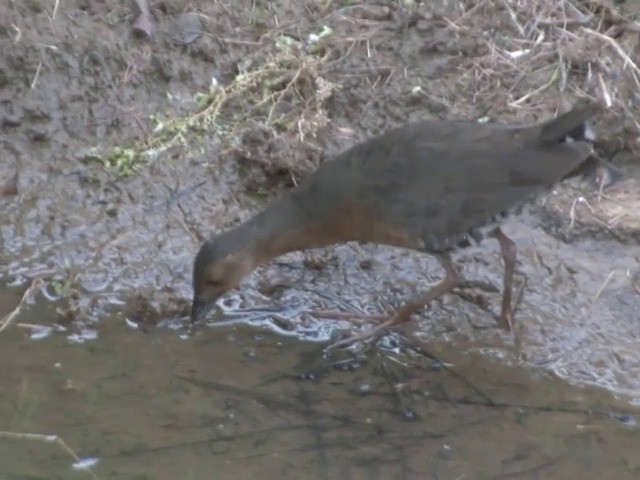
[1,2,640,474]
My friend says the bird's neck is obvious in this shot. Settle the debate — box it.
[239,194,331,265]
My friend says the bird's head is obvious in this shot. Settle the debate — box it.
[191,232,256,323]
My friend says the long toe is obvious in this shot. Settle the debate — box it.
[326,306,418,349]
[327,316,397,350]
[309,310,389,322]
[496,307,514,331]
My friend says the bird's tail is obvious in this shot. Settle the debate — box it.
[539,100,599,144]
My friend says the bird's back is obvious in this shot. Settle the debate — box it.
[292,106,596,252]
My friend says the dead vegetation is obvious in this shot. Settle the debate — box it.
[87,8,341,180]
[437,0,640,146]
[420,0,640,238]
[85,0,640,186]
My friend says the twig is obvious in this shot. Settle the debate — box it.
[0,431,99,479]
[537,18,589,27]
[10,23,21,43]
[509,66,559,107]
[0,279,41,334]
[267,66,304,122]
[581,27,640,78]
[500,0,525,37]
[215,36,262,46]
[449,0,489,27]
[597,72,613,107]
[593,269,617,302]
[51,0,60,21]
[30,60,42,90]
[606,209,631,227]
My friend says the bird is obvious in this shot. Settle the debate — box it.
[190,101,598,346]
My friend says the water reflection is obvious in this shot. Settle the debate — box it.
[0,298,638,479]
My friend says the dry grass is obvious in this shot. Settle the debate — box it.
[432,0,640,143]
[99,26,338,177]
[440,0,640,233]
[214,0,640,156]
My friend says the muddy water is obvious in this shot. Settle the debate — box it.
[1,0,639,402]
[2,1,640,477]
[1,291,639,480]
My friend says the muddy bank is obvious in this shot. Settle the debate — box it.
[1,0,640,405]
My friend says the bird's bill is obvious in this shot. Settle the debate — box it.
[190,296,218,323]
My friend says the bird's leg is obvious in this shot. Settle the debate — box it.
[491,228,517,331]
[328,253,459,349]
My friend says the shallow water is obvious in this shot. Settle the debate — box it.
[2,1,640,477]
[1,289,639,480]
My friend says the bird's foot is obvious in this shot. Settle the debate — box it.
[308,309,388,323]
[496,276,527,331]
[327,316,397,350]
[326,308,415,350]
[496,309,514,331]
[306,309,402,349]
[450,276,528,331]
